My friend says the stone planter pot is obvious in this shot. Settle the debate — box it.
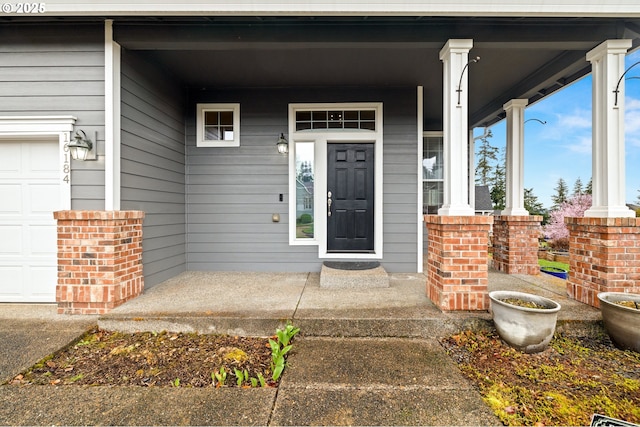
[537,249,548,259]
[545,251,556,261]
[597,292,640,353]
[489,291,562,353]
[554,252,570,264]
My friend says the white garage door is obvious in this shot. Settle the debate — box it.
[0,139,59,302]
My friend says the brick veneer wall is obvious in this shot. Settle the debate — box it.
[424,215,493,311]
[566,217,640,308]
[54,210,145,315]
[492,215,542,275]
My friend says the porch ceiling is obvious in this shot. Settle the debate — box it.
[113,16,640,128]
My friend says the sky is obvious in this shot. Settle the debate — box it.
[474,49,640,210]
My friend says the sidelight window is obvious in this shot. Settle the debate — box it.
[295,142,315,240]
[423,133,444,214]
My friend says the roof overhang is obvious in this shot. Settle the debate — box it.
[3,14,639,128]
[109,16,640,128]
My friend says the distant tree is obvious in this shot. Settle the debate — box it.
[544,194,592,241]
[551,178,569,208]
[524,188,548,223]
[489,148,506,210]
[572,177,584,196]
[637,188,640,204]
[585,178,593,195]
[475,130,497,186]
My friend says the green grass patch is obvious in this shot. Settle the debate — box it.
[538,258,569,272]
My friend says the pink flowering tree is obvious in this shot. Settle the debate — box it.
[543,194,592,246]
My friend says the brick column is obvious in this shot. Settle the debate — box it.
[492,215,542,275]
[424,215,493,311]
[566,217,640,308]
[54,210,145,315]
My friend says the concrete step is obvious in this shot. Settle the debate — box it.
[319,261,390,288]
[97,270,604,338]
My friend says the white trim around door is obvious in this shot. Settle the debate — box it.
[288,102,383,260]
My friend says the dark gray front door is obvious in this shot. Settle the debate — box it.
[327,143,375,253]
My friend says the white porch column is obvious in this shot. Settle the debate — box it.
[584,39,634,218]
[438,39,474,216]
[105,20,122,211]
[502,99,529,216]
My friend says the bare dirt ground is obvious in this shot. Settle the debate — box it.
[7,328,275,388]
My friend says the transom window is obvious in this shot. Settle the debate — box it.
[295,109,376,131]
[196,103,240,147]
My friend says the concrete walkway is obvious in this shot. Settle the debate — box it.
[0,270,601,426]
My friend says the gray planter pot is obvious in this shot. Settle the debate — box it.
[597,292,640,353]
[489,291,561,354]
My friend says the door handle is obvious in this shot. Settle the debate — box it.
[327,191,332,217]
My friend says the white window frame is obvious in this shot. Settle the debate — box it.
[288,102,383,260]
[196,103,240,147]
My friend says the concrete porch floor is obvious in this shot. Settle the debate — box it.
[98,269,602,338]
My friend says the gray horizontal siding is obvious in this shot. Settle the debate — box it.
[187,87,419,273]
[120,49,186,288]
[0,24,106,210]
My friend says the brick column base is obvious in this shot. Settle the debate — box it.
[566,217,640,308]
[54,210,145,315]
[424,215,493,311]
[492,215,542,275]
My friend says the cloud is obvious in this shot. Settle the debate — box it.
[555,109,591,130]
[565,135,592,154]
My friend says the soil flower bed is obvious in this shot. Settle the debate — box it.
[6,328,279,388]
[441,330,640,426]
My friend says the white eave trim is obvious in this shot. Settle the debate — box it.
[0,116,76,132]
[17,0,640,17]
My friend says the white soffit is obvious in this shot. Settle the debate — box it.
[13,1,640,17]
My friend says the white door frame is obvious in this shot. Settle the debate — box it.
[288,103,384,259]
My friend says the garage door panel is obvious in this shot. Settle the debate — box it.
[29,225,57,256]
[0,266,23,300]
[0,225,22,255]
[28,141,59,173]
[29,266,57,299]
[0,142,21,175]
[0,184,22,214]
[29,183,60,215]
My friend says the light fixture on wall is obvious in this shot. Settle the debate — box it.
[276,133,288,155]
[457,56,480,106]
[613,60,640,106]
[68,130,97,161]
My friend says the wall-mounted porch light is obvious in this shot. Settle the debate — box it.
[276,133,288,155]
[457,56,480,106]
[613,60,640,106]
[68,130,97,161]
